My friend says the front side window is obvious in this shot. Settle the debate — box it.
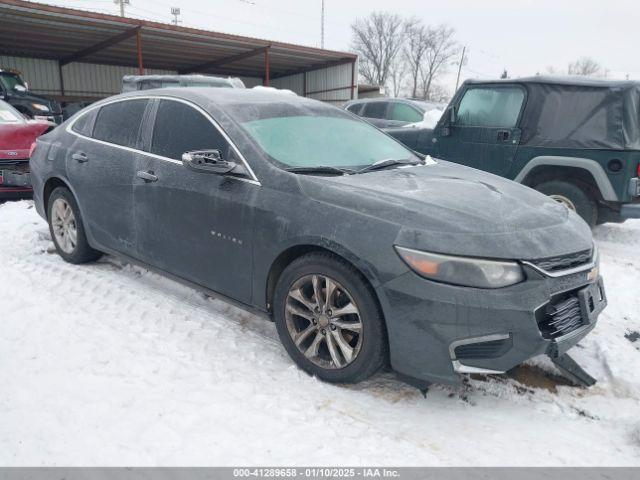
[241,115,416,169]
[456,87,525,128]
[93,99,148,148]
[150,99,228,160]
[390,103,423,123]
[362,102,389,119]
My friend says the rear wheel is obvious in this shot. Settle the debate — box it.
[47,187,102,264]
[535,180,598,227]
[273,253,387,384]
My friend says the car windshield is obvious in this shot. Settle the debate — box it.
[0,73,26,92]
[240,114,416,169]
[0,100,25,124]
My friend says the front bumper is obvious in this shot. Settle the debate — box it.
[378,263,606,385]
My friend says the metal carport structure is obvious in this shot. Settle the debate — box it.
[0,0,357,104]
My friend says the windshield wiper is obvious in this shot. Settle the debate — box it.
[355,157,423,174]
[285,165,355,175]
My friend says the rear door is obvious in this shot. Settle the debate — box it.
[134,98,258,303]
[361,101,392,128]
[66,98,149,256]
[436,85,525,176]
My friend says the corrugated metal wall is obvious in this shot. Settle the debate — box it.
[271,73,304,95]
[62,62,175,97]
[1,55,356,105]
[272,62,357,106]
[0,55,61,94]
[1,55,174,97]
[306,62,356,106]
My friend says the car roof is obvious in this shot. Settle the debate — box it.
[465,75,640,88]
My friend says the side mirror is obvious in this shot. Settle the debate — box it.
[14,84,27,93]
[182,150,237,174]
[440,106,456,137]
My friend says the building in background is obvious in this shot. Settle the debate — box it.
[0,0,358,107]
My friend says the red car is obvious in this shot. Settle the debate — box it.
[0,99,54,199]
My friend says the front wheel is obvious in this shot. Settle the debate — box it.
[535,180,598,227]
[273,253,387,384]
[47,187,102,264]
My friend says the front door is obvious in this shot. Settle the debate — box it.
[436,85,525,176]
[134,98,258,304]
[66,98,149,256]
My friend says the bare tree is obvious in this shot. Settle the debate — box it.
[568,57,602,77]
[403,19,432,97]
[419,25,459,100]
[388,57,407,97]
[351,12,405,86]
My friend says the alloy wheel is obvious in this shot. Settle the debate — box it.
[51,197,78,254]
[285,274,363,369]
[549,194,577,211]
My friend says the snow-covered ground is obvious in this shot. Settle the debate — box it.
[1,200,639,466]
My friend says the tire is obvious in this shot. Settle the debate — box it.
[273,252,387,384]
[535,180,598,227]
[47,186,102,264]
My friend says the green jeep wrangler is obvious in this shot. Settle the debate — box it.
[386,76,640,226]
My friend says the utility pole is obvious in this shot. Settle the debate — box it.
[321,0,325,49]
[170,7,181,26]
[114,0,130,17]
[454,45,466,92]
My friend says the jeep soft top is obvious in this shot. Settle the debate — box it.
[386,75,640,226]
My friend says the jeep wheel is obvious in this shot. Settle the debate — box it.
[535,181,598,227]
[273,253,387,384]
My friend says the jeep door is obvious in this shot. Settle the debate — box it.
[436,85,525,176]
[134,98,258,304]
[66,98,149,257]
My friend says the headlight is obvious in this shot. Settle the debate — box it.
[31,103,50,112]
[395,246,525,289]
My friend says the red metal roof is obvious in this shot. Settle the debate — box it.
[0,0,356,78]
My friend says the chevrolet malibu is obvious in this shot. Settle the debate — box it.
[29,88,607,388]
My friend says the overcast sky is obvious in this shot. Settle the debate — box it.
[49,0,640,95]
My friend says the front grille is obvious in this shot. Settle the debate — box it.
[529,249,593,273]
[538,295,585,339]
[454,337,512,360]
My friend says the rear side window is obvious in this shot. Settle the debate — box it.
[362,102,389,119]
[93,99,148,148]
[346,103,364,116]
[456,87,525,128]
[150,99,228,160]
[390,103,423,123]
[71,109,96,136]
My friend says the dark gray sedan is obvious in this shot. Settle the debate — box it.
[29,88,606,388]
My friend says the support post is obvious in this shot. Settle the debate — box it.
[263,47,270,86]
[350,60,356,99]
[58,61,65,97]
[303,72,307,97]
[136,29,144,75]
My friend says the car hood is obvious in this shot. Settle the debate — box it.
[298,160,593,260]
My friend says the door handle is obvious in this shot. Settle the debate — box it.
[497,130,510,142]
[136,170,158,182]
[72,152,88,163]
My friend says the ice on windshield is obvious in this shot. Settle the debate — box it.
[241,115,415,169]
